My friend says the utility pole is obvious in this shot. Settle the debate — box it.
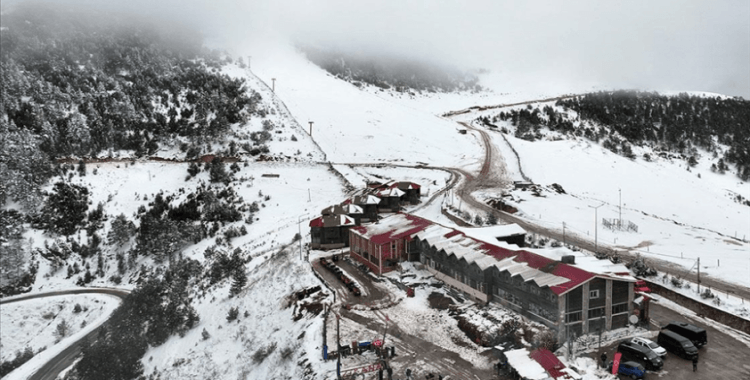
[588,202,605,255]
[697,257,701,293]
[247,55,251,69]
[618,188,624,230]
[336,314,341,380]
[308,121,314,136]
[272,78,276,92]
[563,222,566,246]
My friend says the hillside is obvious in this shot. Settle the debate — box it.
[463,95,750,289]
[480,91,750,181]
[0,2,323,210]
[2,3,750,380]
[1,4,336,379]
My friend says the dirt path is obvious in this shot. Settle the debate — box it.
[339,308,497,380]
[442,95,580,118]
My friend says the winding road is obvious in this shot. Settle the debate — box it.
[444,107,750,302]
[1,288,129,380]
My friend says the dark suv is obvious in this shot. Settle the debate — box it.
[618,340,664,371]
[657,329,699,360]
[663,321,707,348]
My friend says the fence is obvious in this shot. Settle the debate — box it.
[602,218,639,233]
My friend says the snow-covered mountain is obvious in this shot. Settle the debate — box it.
[2,3,749,380]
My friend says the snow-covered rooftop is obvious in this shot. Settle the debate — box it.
[321,203,363,216]
[350,213,432,244]
[506,348,551,380]
[456,224,527,242]
[309,214,357,228]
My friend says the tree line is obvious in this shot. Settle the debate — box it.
[482,91,750,181]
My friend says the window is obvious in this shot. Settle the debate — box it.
[391,241,397,253]
[612,302,628,315]
[589,289,600,299]
[565,311,582,323]
[588,307,605,319]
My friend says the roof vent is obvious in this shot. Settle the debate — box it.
[561,255,575,264]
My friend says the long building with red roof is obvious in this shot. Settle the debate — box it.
[349,213,636,342]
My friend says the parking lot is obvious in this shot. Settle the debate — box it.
[591,300,750,380]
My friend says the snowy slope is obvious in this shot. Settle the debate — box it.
[1,294,120,380]
[236,41,484,169]
[469,110,750,288]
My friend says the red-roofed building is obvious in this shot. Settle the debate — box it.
[371,181,423,205]
[529,348,575,379]
[309,215,357,250]
[349,213,433,275]
[412,218,636,343]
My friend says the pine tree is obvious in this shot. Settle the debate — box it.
[486,211,498,225]
[226,306,239,322]
[108,214,135,249]
[209,157,229,183]
[229,267,247,297]
[40,182,90,236]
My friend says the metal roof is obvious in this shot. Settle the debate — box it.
[529,349,573,379]
[351,213,629,295]
[322,203,364,216]
[415,223,594,295]
[350,213,432,245]
[309,214,357,228]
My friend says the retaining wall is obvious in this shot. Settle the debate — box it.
[643,279,750,335]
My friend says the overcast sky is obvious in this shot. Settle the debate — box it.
[7,0,750,98]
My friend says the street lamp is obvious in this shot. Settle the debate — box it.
[588,202,605,255]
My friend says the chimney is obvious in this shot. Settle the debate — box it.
[561,255,575,264]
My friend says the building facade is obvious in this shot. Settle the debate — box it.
[348,213,432,275]
[350,213,636,342]
[414,223,635,342]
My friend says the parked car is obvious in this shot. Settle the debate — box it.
[631,337,667,357]
[607,360,646,379]
[663,321,707,348]
[657,329,699,360]
[618,340,663,371]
